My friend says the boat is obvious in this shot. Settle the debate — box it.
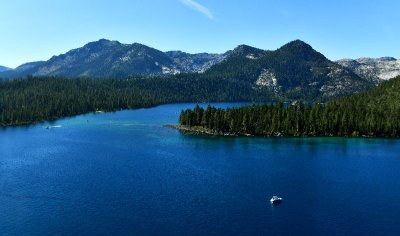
[45,125,61,129]
[270,196,282,204]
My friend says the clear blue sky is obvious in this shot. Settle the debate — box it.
[0,0,398,68]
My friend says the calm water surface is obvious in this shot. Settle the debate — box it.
[1,103,400,236]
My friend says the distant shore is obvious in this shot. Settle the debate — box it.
[165,124,387,138]
[165,125,244,137]
[165,124,300,137]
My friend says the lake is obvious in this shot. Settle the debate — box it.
[1,103,400,235]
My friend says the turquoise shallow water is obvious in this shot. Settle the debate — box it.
[1,103,400,235]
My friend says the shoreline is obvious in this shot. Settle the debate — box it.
[0,101,257,129]
[165,125,243,137]
[165,124,396,139]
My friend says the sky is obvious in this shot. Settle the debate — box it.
[0,0,399,68]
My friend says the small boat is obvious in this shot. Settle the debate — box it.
[270,196,283,204]
[45,125,61,129]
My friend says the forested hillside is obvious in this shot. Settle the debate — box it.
[0,75,276,126]
[178,76,400,137]
[205,40,372,99]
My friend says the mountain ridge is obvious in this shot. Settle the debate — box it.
[0,39,228,78]
[2,39,399,84]
[0,39,376,99]
[0,65,11,72]
[205,39,371,98]
[336,57,400,83]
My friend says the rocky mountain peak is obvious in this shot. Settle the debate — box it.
[378,57,397,62]
[277,39,327,61]
[279,39,313,51]
[337,57,400,82]
[90,39,120,47]
[227,44,267,59]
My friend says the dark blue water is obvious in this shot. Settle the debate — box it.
[1,103,400,236]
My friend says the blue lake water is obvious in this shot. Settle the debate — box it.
[1,103,400,235]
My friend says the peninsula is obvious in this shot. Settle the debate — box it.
[172,76,400,138]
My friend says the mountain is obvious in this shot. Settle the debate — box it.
[205,40,372,98]
[0,65,11,72]
[0,61,46,78]
[29,39,173,78]
[165,51,225,73]
[0,39,225,78]
[0,39,373,99]
[224,44,269,59]
[337,57,400,84]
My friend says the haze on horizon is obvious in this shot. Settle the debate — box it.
[0,0,398,68]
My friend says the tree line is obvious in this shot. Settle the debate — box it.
[1,74,398,131]
[179,76,400,137]
[0,75,275,126]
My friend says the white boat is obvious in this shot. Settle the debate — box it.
[45,125,61,129]
[270,196,283,204]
